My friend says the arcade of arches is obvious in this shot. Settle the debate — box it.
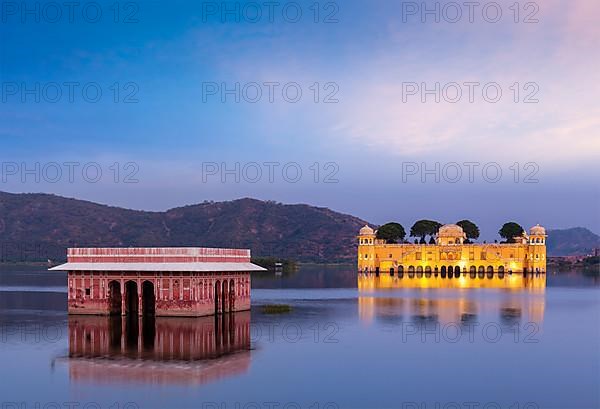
[69,272,251,317]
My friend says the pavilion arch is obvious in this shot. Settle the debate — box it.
[222,280,228,313]
[141,280,155,316]
[173,279,180,301]
[425,266,432,277]
[108,280,122,316]
[498,266,505,273]
[214,280,221,314]
[440,266,447,278]
[124,280,138,316]
[408,266,415,274]
[229,279,235,311]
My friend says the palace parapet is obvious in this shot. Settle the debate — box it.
[357,224,546,275]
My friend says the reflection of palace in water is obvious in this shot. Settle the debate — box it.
[358,270,547,290]
[67,312,251,385]
[358,274,546,326]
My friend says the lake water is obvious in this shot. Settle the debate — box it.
[0,265,599,409]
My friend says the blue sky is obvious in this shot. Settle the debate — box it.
[1,0,599,239]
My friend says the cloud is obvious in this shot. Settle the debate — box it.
[303,0,600,165]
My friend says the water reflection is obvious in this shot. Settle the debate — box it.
[67,312,251,385]
[358,271,547,290]
[358,273,546,327]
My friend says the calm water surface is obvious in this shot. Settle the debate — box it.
[0,265,599,409]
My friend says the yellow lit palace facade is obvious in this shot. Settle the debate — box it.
[357,224,547,276]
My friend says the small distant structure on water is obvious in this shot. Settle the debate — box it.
[50,247,266,317]
[275,262,283,276]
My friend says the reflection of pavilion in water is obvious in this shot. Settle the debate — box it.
[358,274,545,326]
[67,312,251,385]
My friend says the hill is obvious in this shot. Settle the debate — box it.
[0,191,597,263]
[546,227,600,256]
[0,192,367,263]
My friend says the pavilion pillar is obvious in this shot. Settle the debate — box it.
[137,278,142,316]
[120,278,126,316]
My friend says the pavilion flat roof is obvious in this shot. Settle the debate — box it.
[49,262,267,272]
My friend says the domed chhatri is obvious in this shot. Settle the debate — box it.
[359,224,375,236]
[437,224,467,245]
[357,222,547,276]
[530,224,546,236]
[438,224,464,235]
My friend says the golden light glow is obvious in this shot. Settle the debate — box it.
[358,273,546,291]
[356,224,547,275]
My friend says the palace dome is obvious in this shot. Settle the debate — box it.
[438,224,465,237]
[529,224,546,235]
[359,225,375,235]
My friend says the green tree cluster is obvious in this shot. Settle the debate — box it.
[371,220,526,244]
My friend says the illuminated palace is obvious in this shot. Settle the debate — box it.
[357,224,547,276]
